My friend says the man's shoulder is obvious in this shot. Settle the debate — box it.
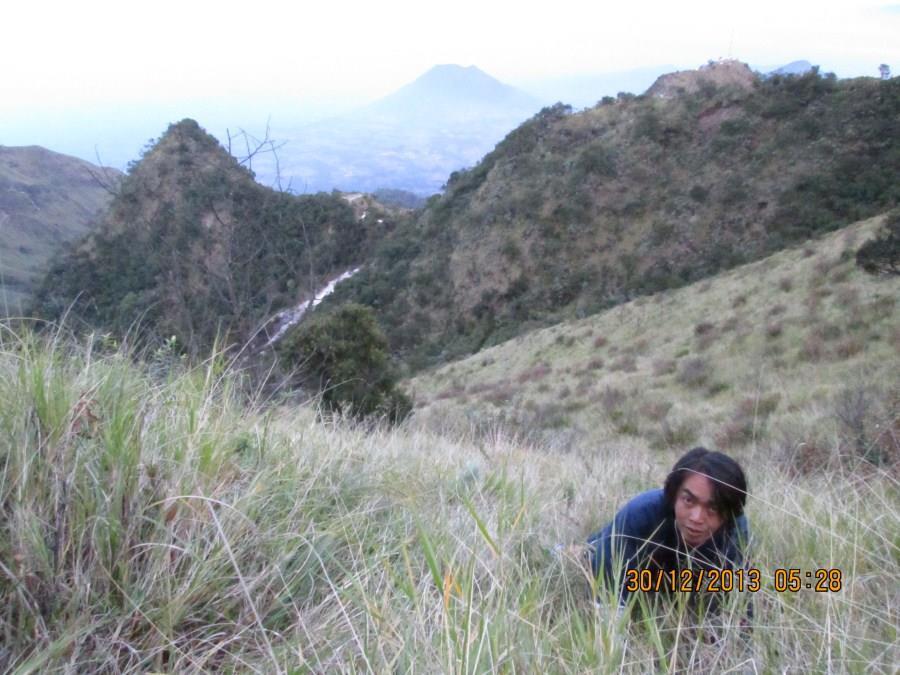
[624,488,666,511]
[618,488,668,526]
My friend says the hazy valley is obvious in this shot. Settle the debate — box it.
[247,65,543,195]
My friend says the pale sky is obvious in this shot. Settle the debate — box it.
[4,0,898,108]
[2,0,898,164]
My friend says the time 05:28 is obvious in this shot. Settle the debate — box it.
[773,568,843,592]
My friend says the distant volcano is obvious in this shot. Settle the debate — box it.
[253,65,542,195]
[767,60,815,76]
[362,64,541,121]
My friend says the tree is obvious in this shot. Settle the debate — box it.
[278,303,412,422]
[856,211,900,276]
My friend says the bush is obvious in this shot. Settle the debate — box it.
[688,184,709,203]
[799,333,826,362]
[609,355,637,372]
[715,394,781,448]
[694,321,718,351]
[694,321,715,336]
[595,386,627,414]
[582,357,604,372]
[279,303,412,422]
[676,357,710,388]
[833,385,897,465]
[855,212,900,275]
[834,337,864,360]
[650,417,700,451]
[575,142,617,178]
[652,358,676,376]
[516,363,552,383]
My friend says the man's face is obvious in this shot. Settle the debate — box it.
[673,473,725,547]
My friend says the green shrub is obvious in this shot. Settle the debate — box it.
[856,211,900,276]
[575,142,617,178]
[278,303,412,423]
[676,357,710,388]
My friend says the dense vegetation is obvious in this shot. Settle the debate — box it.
[326,68,900,371]
[30,120,393,356]
[856,209,900,275]
[278,303,412,422]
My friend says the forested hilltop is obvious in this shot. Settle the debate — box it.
[31,120,397,355]
[325,62,900,369]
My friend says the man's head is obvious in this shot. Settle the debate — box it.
[663,447,748,547]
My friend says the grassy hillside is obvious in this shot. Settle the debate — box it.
[326,65,900,369]
[0,146,119,315]
[1,216,896,672]
[408,215,899,463]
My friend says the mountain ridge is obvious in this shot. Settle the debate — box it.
[0,145,120,313]
[31,65,900,373]
[322,65,900,370]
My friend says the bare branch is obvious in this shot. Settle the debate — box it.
[226,118,287,180]
[85,147,122,196]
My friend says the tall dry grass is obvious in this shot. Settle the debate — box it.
[1,324,897,673]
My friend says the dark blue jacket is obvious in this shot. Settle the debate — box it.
[587,488,750,607]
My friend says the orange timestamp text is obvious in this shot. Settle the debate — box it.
[625,568,762,593]
[772,568,843,593]
[624,567,844,593]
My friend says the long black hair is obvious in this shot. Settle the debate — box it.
[663,447,748,522]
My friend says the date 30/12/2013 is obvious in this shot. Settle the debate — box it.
[623,568,844,593]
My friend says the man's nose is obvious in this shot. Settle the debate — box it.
[689,506,705,522]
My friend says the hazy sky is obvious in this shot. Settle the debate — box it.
[4,0,898,108]
[2,0,898,164]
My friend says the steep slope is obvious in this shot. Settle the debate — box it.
[407,214,899,465]
[0,146,119,313]
[252,65,542,195]
[324,66,900,369]
[31,119,396,354]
